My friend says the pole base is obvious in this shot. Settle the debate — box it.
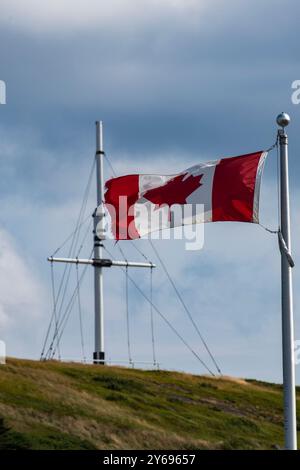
[93,351,105,365]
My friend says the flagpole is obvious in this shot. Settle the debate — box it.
[93,121,105,364]
[276,112,297,450]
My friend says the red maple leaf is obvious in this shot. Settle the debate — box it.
[143,172,203,208]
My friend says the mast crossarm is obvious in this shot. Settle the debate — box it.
[48,256,155,269]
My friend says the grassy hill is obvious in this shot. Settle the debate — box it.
[0,358,299,450]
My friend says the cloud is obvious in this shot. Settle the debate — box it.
[0,0,206,34]
[1,0,299,159]
[0,229,45,331]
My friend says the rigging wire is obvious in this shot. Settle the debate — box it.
[149,240,221,374]
[116,241,157,366]
[103,245,215,376]
[128,240,151,262]
[55,250,93,352]
[116,241,128,263]
[42,159,95,360]
[50,213,92,258]
[149,266,157,365]
[55,159,95,322]
[116,242,133,364]
[258,224,278,234]
[47,249,93,359]
[77,218,93,258]
[41,262,59,360]
[258,140,295,268]
[258,138,280,235]
[76,264,86,363]
[41,215,92,359]
[105,152,118,178]
[50,262,61,360]
[266,136,279,153]
[125,267,133,364]
[276,134,281,230]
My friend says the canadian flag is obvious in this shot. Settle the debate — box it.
[104,151,267,240]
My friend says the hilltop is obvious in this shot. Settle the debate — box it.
[0,358,298,450]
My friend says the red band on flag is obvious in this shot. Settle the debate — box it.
[212,152,263,222]
[105,174,140,239]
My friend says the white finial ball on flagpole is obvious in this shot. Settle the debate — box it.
[277,112,290,128]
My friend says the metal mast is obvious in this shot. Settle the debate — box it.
[49,121,155,365]
[93,121,105,365]
[276,112,297,450]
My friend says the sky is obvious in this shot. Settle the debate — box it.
[0,0,300,383]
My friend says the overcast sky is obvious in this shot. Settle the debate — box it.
[0,0,299,383]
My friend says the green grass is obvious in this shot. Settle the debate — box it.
[0,358,298,449]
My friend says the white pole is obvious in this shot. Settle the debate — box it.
[94,121,105,364]
[276,112,297,450]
